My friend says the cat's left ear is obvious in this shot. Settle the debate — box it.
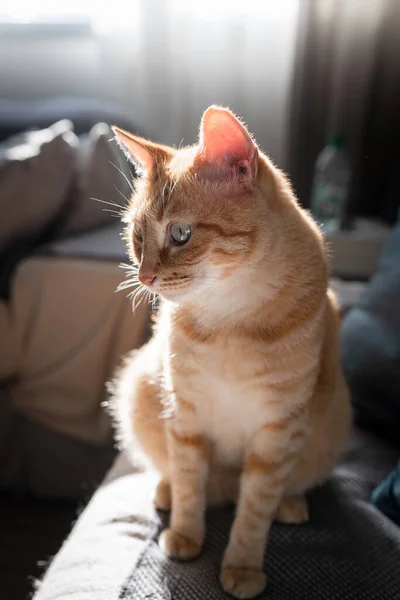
[195,106,258,181]
[112,126,156,175]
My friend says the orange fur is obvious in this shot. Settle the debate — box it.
[110,106,351,599]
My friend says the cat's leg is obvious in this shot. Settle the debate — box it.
[154,478,172,511]
[220,415,308,599]
[159,406,210,560]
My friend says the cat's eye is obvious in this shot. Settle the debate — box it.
[169,223,191,245]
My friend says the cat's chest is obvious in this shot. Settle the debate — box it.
[200,375,263,465]
[178,343,269,466]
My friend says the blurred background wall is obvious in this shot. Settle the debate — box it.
[0,0,299,169]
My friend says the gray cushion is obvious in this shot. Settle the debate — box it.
[57,122,133,236]
[0,120,77,253]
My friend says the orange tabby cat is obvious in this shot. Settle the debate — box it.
[111,106,351,599]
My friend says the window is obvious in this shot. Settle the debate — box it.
[0,1,137,32]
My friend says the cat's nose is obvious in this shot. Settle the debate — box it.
[138,270,156,287]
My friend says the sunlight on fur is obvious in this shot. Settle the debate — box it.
[108,105,351,599]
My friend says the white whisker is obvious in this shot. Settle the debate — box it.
[117,279,140,292]
[120,156,135,184]
[120,262,139,272]
[167,174,180,205]
[113,184,130,205]
[101,209,124,218]
[91,197,124,210]
[109,161,134,192]
[129,285,147,311]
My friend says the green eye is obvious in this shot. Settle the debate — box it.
[169,223,191,245]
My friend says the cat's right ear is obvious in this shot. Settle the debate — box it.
[112,126,155,175]
[195,106,258,184]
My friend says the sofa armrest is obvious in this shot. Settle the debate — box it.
[0,225,150,496]
[34,430,400,600]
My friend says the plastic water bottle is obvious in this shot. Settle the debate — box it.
[310,135,351,232]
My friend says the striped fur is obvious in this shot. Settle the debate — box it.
[111,107,351,599]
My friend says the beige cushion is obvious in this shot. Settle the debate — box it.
[1,256,149,445]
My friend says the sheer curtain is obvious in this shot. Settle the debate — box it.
[119,0,299,169]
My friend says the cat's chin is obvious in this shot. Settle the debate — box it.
[157,288,190,303]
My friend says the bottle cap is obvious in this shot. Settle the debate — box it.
[329,134,344,150]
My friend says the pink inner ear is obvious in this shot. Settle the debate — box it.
[197,107,258,179]
[112,126,155,174]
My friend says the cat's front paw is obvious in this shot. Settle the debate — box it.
[220,567,267,599]
[159,528,202,561]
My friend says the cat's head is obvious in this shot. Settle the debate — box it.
[113,106,277,306]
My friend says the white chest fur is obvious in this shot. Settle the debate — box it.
[198,375,264,466]
[172,341,273,468]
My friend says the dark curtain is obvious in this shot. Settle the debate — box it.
[287,0,400,225]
